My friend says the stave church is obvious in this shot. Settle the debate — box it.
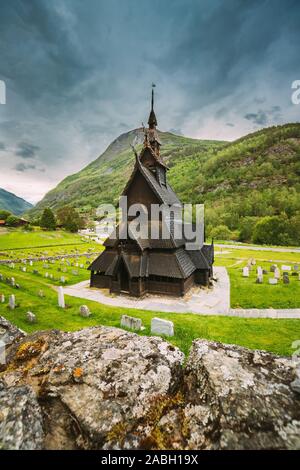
[88,89,214,296]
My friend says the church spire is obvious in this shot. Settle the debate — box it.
[148,83,157,129]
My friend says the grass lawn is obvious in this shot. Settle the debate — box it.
[0,263,300,357]
[215,250,300,308]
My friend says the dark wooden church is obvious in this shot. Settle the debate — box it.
[88,90,214,297]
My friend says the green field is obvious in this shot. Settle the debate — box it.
[0,230,300,356]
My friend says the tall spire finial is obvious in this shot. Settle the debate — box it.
[148,83,157,129]
[151,83,155,111]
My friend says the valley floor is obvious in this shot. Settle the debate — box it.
[0,230,300,356]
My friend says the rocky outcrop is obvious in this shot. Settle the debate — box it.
[0,324,299,450]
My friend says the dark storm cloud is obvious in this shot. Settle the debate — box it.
[244,106,282,126]
[14,162,37,172]
[0,0,299,202]
[15,142,40,159]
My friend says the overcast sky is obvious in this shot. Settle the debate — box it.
[0,0,299,204]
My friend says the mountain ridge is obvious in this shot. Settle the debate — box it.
[0,188,33,216]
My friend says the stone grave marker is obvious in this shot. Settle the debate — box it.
[58,286,65,308]
[60,276,66,284]
[269,278,278,285]
[10,277,15,287]
[242,267,249,277]
[270,265,277,272]
[151,317,174,336]
[294,264,299,271]
[0,294,5,303]
[45,272,49,278]
[274,268,281,280]
[257,266,263,276]
[33,270,39,275]
[121,314,142,331]
[26,311,36,323]
[262,269,268,274]
[21,267,26,273]
[15,283,20,289]
[283,273,290,284]
[29,260,33,266]
[256,275,263,284]
[9,294,15,309]
[79,305,91,317]
[281,265,291,271]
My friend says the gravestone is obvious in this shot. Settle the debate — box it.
[294,264,299,271]
[72,270,78,276]
[269,278,278,285]
[75,263,79,267]
[9,263,15,269]
[79,305,91,318]
[80,264,84,269]
[256,275,263,284]
[29,260,33,266]
[9,294,15,309]
[45,272,49,278]
[283,273,290,284]
[58,286,65,308]
[270,265,277,273]
[33,270,39,275]
[281,265,291,271]
[60,276,66,284]
[21,267,26,272]
[257,266,263,276]
[262,269,268,275]
[0,294,5,303]
[10,277,15,287]
[151,317,174,336]
[242,267,249,277]
[26,311,36,323]
[274,268,280,280]
[121,314,142,331]
[15,283,20,289]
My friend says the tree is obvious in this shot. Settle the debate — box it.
[56,206,85,232]
[238,216,259,243]
[6,215,19,227]
[209,224,233,241]
[252,214,292,246]
[40,208,56,231]
[0,210,11,220]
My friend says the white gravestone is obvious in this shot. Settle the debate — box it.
[281,265,291,271]
[257,266,263,276]
[45,272,49,278]
[29,260,33,266]
[9,294,15,309]
[10,277,15,287]
[256,275,263,284]
[269,278,278,285]
[121,314,142,331]
[242,267,249,277]
[0,294,5,303]
[274,268,281,279]
[26,311,36,323]
[151,317,174,337]
[79,305,91,318]
[58,286,65,308]
[60,276,66,284]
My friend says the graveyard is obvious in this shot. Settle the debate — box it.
[0,229,300,356]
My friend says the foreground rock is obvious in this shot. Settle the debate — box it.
[0,326,184,449]
[182,340,300,450]
[0,323,299,450]
[0,383,44,450]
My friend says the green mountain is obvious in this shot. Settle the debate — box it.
[28,123,300,245]
[0,188,33,216]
